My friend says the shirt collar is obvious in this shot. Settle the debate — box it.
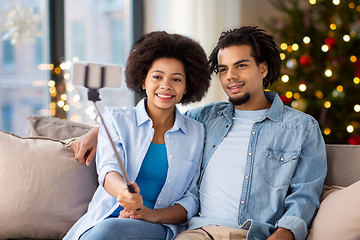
[217,91,284,122]
[135,98,188,135]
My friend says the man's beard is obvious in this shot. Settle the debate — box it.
[228,93,250,106]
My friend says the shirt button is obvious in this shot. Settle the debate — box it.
[241,200,245,204]
[248,152,252,156]
[252,131,256,135]
[166,135,170,138]
[225,125,229,128]
[245,176,249,179]
[213,145,216,148]
[280,157,284,161]
[169,155,173,159]
[167,179,171,183]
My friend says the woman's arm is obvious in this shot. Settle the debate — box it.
[104,171,143,212]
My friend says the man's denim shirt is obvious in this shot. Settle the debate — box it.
[185,92,327,240]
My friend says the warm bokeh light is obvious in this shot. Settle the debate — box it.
[350,55,357,62]
[285,91,293,98]
[325,69,332,77]
[353,77,360,84]
[292,43,299,51]
[280,53,286,60]
[280,43,288,50]
[321,45,329,52]
[347,125,354,133]
[324,128,331,135]
[309,0,316,4]
[281,75,289,83]
[315,90,324,99]
[333,0,340,5]
[303,36,311,44]
[293,93,300,99]
[299,84,307,92]
[336,85,344,92]
[354,104,360,112]
[324,101,331,108]
[343,35,350,42]
[330,23,337,30]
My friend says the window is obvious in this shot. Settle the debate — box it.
[0,1,49,136]
[64,0,134,126]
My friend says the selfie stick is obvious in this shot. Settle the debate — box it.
[84,66,136,193]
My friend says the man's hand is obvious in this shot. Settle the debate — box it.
[74,127,99,166]
[267,227,294,240]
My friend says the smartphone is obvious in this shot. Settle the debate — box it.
[71,62,122,89]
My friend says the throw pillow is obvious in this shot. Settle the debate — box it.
[0,130,98,239]
[27,115,92,139]
[307,181,360,240]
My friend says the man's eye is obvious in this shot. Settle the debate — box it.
[218,68,227,73]
[237,64,246,68]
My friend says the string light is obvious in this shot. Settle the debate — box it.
[324,128,331,135]
[347,125,354,133]
[336,85,344,92]
[280,43,288,50]
[349,2,355,8]
[315,90,324,99]
[325,69,332,77]
[353,77,360,84]
[350,56,357,62]
[280,53,286,60]
[324,101,331,108]
[343,35,350,42]
[354,104,360,112]
[321,45,329,52]
[333,0,340,5]
[299,83,307,92]
[330,23,337,30]
[285,91,293,98]
[281,75,289,83]
[309,0,316,4]
[292,43,299,51]
[303,36,311,44]
[293,93,300,99]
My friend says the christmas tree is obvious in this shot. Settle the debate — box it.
[266,0,360,144]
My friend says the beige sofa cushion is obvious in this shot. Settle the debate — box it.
[325,144,360,187]
[27,115,92,139]
[307,180,360,239]
[0,131,98,239]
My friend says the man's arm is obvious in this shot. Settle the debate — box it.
[74,126,99,166]
[267,227,294,240]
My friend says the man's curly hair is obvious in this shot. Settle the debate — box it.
[125,31,211,105]
[208,26,281,88]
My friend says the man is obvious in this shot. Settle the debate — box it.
[74,26,327,240]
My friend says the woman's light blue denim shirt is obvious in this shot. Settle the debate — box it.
[63,99,204,240]
[185,92,327,240]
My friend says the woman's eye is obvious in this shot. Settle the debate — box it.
[153,75,161,80]
[173,78,182,82]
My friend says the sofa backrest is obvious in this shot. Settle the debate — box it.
[324,144,360,187]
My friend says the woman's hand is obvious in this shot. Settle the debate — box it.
[119,206,159,223]
[74,127,99,166]
[116,182,143,212]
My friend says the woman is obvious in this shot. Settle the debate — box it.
[63,31,210,240]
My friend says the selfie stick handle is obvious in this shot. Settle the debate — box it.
[86,88,135,194]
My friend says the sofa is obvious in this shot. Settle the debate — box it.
[0,115,359,240]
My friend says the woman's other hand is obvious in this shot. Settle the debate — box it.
[74,126,99,166]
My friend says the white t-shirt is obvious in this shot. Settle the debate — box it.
[196,108,268,227]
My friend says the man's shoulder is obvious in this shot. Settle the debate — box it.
[185,102,230,121]
[282,105,319,127]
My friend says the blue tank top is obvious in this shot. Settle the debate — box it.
[110,142,168,217]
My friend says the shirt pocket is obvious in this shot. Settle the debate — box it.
[173,159,196,196]
[265,148,300,188]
